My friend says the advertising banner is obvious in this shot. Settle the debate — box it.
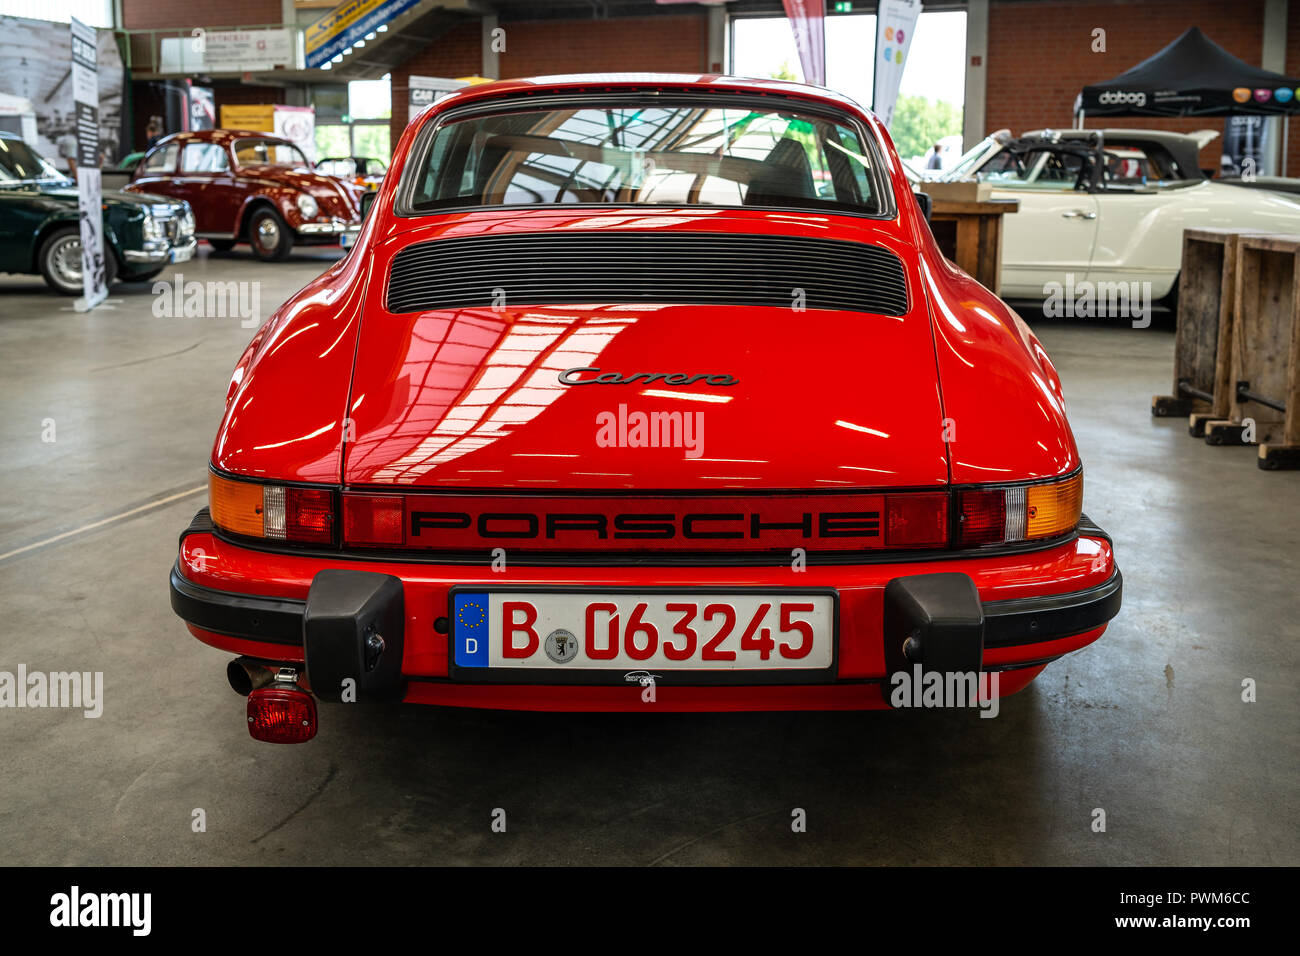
[189,85,215,131]
[873,0,922,129]
[781,0,826,87]
[70,17,106,311]
[0,15,125,171]
[161,28,294,73]
[305,0,423,69]
[1222,115,1275,177]
[204,29,294,72]
[219,104,275,131]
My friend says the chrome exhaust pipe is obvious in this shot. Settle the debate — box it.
[227,657,278,697]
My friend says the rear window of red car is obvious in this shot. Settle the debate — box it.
[403,99,887,216]
[232,138,309,168]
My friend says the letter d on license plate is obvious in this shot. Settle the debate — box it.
[451,589,835,679]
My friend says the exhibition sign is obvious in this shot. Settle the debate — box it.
[70,17,106,311]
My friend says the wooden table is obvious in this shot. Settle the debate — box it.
[927,198,1020,294]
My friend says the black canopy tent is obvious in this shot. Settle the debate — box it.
[1076,27,1300,118]
[1075,28,1299,174]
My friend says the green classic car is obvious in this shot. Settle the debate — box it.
[0,131,196,295]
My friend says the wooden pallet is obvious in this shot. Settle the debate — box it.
[1151,228,1263,436]
[1201,234,1300,469]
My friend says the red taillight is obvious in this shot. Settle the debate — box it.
[343,494,405,546]
[884,493,949,548]
[247,687,317,744]
[286,488,334,544]
[956,488,1007,546]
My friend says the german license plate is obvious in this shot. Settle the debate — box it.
[451,590,835,675]
[170,244,193,263]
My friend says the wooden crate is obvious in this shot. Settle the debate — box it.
[1202,234,1300,469]
[1151,228,1262,435]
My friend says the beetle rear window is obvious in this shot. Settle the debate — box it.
[233,139,309,168]
[407,104,883,214]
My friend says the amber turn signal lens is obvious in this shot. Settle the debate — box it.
[209,472,264,538]
[955,472,1082,547]
[1025,472,1083,539]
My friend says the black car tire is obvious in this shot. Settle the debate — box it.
[248,208,292,262]
[38,226,117,296]
[208,239,236,252]
[1161,274,1179,319]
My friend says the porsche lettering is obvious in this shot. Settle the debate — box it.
[408,510,881,541]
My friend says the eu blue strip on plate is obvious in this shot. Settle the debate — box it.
[454,592,490,667]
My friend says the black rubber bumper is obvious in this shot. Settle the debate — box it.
[169,565,1121,666]
[171,511,1119,693]
[170,562,305,644]
[983,570,1122,650]
[171,562,407,701]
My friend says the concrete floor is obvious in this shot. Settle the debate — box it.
[0,247,1296,866]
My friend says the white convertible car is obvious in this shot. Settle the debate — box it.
[931,128,1300,301]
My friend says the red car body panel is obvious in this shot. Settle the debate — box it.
[170,74,1119,726]
[213,252,366,484]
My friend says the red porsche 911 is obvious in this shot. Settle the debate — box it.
[169,74,1121,742]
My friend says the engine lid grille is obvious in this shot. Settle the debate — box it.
[386,231,909,316]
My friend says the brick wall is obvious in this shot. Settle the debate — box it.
[387,20,483,151]
[499,14,708,77]
[121,0,284,30]
[387,13,709,156]
[985,0,1300,175]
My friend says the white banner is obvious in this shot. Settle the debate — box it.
[160,28,294,74]
[873,0,922,130]
[203,29,294,72]
[70,17,106,311]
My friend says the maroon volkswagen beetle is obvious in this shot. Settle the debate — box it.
[127,129,361,261]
